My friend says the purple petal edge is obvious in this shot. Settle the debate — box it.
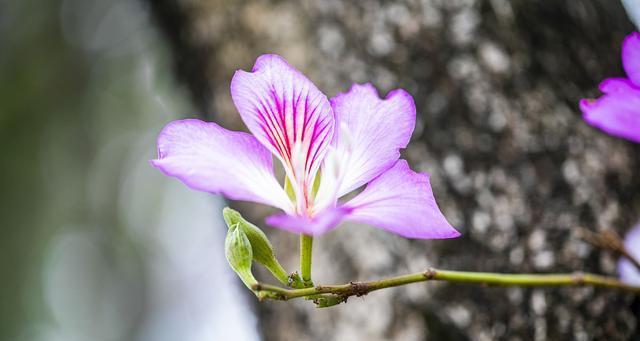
[580,78,640,143]
[622,31,640,86]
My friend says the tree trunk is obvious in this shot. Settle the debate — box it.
[147,0,640,339]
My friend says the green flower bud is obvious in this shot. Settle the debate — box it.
[223,208,276,266]
[223,207,291,285]
[225,225,257,289]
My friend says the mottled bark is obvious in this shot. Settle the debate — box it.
[147,0,640,339]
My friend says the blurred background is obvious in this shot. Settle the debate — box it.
[0,0,258,340]
[1,0,639,340]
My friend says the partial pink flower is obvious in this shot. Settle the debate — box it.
[152,54,460,239]
[580,32,640,143]
[618,222,640,286]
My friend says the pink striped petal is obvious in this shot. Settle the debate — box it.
[230,55,334,195]
[618,222,640,285]
[622,32,640,86]
[151,119,292,212]
[580,78,640,143]
[344,160,460,239]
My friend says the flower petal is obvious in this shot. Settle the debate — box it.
[344,160,460,239]
[618,222,640,286]
[622,31,640,86]
[151,119,292,212]
[230,55,334,194]
[580,78,640,143]
[329,84,416,195]
[265,206,350,235]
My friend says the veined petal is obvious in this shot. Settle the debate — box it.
[265,207,350,235]
[622,32,640,86]
[151,119,292,212]
[230,55,335,198]
[344,160,460,239]
[580,78,640,143]
[618,222,640,285]
[329,84,415,197]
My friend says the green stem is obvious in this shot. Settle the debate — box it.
[253,268,640,303]
[300,234,313,286]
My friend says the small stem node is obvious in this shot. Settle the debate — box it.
[423,268,437,279]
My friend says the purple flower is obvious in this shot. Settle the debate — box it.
[152,55,460,239]
[580,32,640,143]
[618,222,640,285]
